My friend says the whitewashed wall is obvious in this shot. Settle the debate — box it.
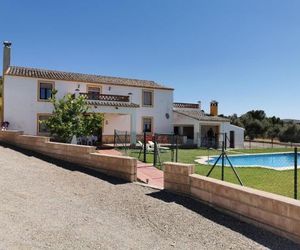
[174,111,245,148]
[3,75,174,136]
[220,123,245,149]
[174,111,201,141]
[103,114,130,135]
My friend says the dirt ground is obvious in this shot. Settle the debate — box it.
[0,143,298,249]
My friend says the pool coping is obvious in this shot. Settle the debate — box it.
[195,151,298,171]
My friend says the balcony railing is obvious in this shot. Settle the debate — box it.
[80,93,130,102]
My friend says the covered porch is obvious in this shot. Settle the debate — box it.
[82,92,139,146]
[173,108,230,148]
[199,123,220,148]
[174,123,221,148]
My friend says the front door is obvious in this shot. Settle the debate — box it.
[230,131,235,148]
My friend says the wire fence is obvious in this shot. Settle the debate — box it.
[136,133,179,168]
[115,132,179,166]
[113,129,129,153]
[204,145,299,200]
[113,131,299,199]
[244,139,300,149]
[123,132,178,168]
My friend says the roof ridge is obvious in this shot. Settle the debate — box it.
[174,109,230,122]
[9,65,157,83]
[6,66,173,90]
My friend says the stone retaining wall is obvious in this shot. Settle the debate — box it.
[163,162,300,244]
[0,131,137,182]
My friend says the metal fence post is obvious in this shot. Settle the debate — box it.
[143,131,147,163]
[171,134,174,162]
[295,147,298,199]
[175,135,178,162]
[153,135,157,167]
[113,129,116,148]
[125,131,128,154]
[221,141,225,181]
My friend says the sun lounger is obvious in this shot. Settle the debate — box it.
[148,141,170,152]
[137,141,154,159]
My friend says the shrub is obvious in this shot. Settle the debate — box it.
[42,90,103,143]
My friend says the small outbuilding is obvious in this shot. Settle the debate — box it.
[173,101,244,148]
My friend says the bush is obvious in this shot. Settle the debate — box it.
[42,90,103,143]
[279,124,300,143]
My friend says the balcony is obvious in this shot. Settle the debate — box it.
[80,93,130,102]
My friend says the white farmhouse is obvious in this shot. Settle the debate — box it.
[1,42,173,145]
[1,42,244,148]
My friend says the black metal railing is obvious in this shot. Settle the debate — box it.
[80,93,130,102]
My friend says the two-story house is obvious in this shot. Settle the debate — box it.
[1,42,174,145]
[1,41,245,148]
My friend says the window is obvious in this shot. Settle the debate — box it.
[38,81,54,101]
[37,114,51,135]
[87,85,101,100]
[142,117,153,133]
[142,90,153,107]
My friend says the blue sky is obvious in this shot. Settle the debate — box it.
[1,0,300,118]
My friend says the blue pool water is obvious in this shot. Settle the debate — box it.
[208,153,299,168]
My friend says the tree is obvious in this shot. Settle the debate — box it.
[230,113,243,127]
[42,90,103,143]
[266,125,281,145]
[247,110,266,121]
[279,124,300,143]
[245,119,264,140]
[230,109,300,143]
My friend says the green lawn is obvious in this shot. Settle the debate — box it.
[126,147,299,199]
[195,164,297,198]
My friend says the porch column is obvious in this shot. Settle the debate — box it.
[130,112,137,146]
[197,124,202,148]
[194,123,200,147]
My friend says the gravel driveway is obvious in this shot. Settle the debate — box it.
[0,143,298,249]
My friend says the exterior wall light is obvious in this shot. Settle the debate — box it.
[75,84,80,92]
[74,84,81,97]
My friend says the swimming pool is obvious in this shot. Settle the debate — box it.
[208,153,299,169]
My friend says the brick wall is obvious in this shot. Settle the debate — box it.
[0,131,137,182]
[163,162,300,244]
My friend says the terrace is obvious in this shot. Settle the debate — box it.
[79,92,130,102]
[79,92,138,145]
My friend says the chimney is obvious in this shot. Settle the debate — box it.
[197,101,201,110]
[3,41,12,76]
[210,100,218,116]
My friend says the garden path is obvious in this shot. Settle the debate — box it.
[97,149,164,189]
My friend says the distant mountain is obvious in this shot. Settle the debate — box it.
[282,119,300,124]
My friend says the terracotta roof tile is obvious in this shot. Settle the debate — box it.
[5,66,173,90]
[173,102,200,109]
[174,109,230,122]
